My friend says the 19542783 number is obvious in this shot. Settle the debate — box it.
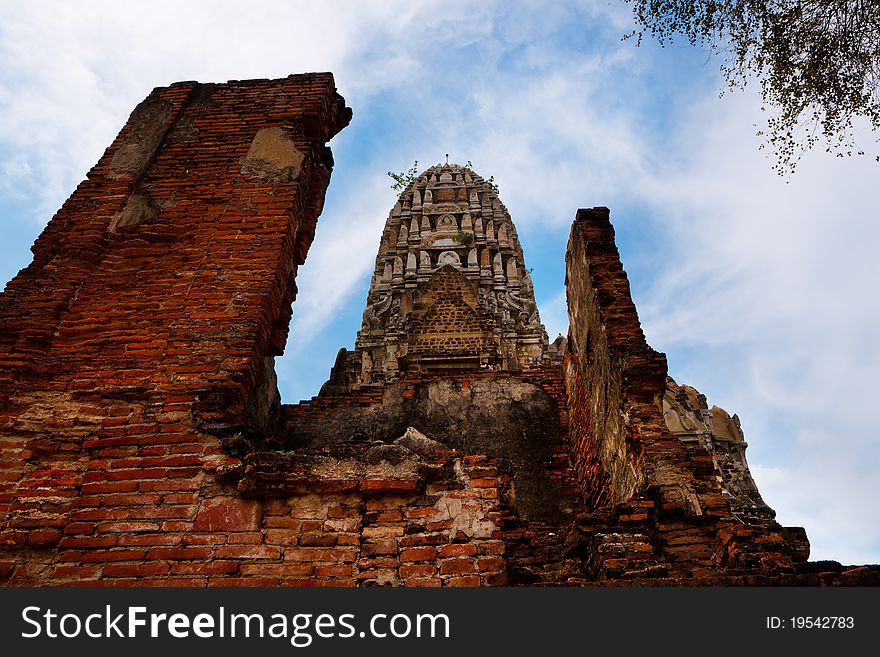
[766,617,855,629]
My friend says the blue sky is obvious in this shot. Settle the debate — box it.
[2,1,878,564]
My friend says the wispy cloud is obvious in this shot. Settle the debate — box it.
[635,89,880,562]
[285,172,392,348]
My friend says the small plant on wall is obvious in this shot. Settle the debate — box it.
[221,431,252,458]
[387,161,419,192]
[455,229,475,245]
[463,160,499,194]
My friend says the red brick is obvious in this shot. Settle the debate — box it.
[27,529,62,547]
[84,578,207,588]
[50,565,102,579]
[439,559,475,575]
[103,468,166,481]
[446,575,481,587]
[426,519,453,531]
[399,533,446,547]
[163,493,197,504]
[171,561,239,575]
[284,548,356,563]
[240,563,314,577]
[79,549,146,562]
[315,564,353,578]
[262,529,299,546]
[438,544,477,558]
[117,534,182,547]
[363,540,397,555]
[97,521,160,533]
[104,494,161,506]
[400,564,436,578]
[214,546,280,560]
[326,504,358,519]
[299,532,337,547]
[159,521,193,532]
[128,506,193,520]
[139,480,201,492]
[359,479,419,493]
[484,572,509,585]
[194,498,261,532]
[476,557,505,572]
[358,556,398,569]
[165,467,202,479]
[373,511,403,522]
[226,532,264,545]
[401,547,437,562]
[403,577,442,587]
[104,562,170,577]
[206,578,279,588]
[140,455,201,467]
[8,516,67,529]
[478,541,505,555]
[57,536,118,549]
[146,547,213,560]
[81,482,138,494]
[71,509,129,522]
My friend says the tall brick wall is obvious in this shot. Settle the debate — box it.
[565,207,717,513]
[564,208,806,579]
[0,74,352,585]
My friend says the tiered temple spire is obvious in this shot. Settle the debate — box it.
[325,161,563,389]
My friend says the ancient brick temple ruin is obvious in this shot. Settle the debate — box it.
[0,74,876,586]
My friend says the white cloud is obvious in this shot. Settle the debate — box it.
[537,290,569,340]
[285,171,391,348]
[635,88,880,564]
[0,0,454,221]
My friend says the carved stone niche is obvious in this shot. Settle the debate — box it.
[436,214,457,234]
[437,251,462,268]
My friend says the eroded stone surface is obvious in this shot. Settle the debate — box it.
[393,426,448,454]
[107,96,174,180]
[240,126,305,182]
[285,377,569,522]
[663,377,776,526]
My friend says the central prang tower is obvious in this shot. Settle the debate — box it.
[325,162,563,390]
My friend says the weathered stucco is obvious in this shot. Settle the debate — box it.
[285,377,568,521]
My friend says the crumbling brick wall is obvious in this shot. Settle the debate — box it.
[565,207,715,513]
[0,74,355,585]
[564,208,801,578]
